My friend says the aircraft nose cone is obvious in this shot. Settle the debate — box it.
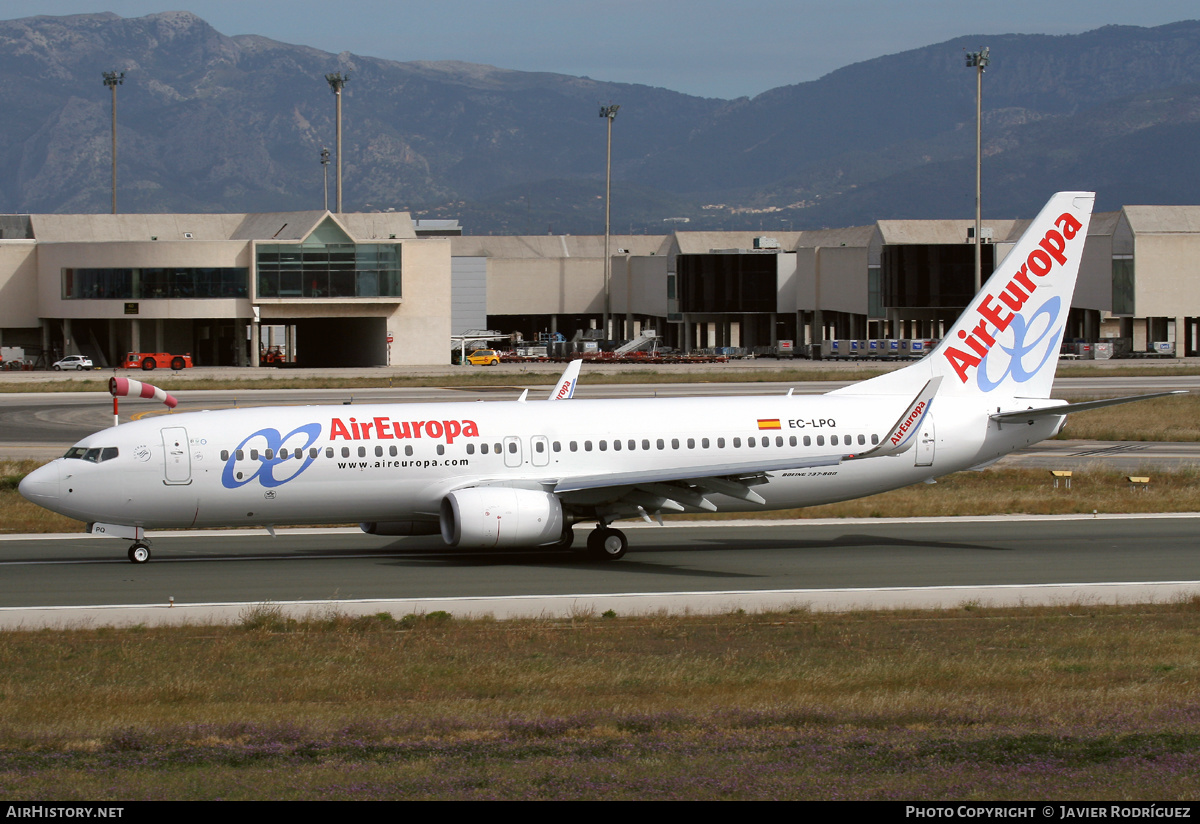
[18,462,59,503]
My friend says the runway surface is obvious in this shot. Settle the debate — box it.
[2,516,1198,627]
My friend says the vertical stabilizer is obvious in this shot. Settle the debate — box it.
[548,359,582,400]
[833,191,1094,399]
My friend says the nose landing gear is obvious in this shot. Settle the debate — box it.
[128,543,151,564]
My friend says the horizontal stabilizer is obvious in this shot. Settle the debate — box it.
[990,391,1186,424]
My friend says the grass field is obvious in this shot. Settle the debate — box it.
[1054,393,1200,441]
[0,366,891,393]
[1,360,1197,394]
[0,604,1198,799]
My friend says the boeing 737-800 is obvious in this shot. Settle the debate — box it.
[18,192,1181,563]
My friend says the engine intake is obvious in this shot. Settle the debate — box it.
[440,487,563,548]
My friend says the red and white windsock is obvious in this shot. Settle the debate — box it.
[109,376,178,409]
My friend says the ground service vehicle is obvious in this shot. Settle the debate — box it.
[466,349,501,366]
[260,347,285,366]
[52,355,94,371]
[123,352,193,371]
[19,194,1183,564]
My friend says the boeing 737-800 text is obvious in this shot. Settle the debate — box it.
[18,192,1180,562]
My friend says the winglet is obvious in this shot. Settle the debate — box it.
[548,359,582,400]
[846,377,941,460]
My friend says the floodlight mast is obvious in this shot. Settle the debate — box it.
[102,71,125,214]
[600,103,619,339]
[320,147,331,211]
[325,72,350,213]
[965,47,989,294]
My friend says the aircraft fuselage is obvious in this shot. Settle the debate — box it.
[23,392,1059,531]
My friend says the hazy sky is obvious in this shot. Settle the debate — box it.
[4,1,1197,98]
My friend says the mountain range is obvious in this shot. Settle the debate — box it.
[2,11,1199,233]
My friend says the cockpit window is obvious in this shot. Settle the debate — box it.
[63,446,119,463]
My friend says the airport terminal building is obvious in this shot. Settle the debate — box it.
[452,207,1200,358]
[0,211,450,367]
[2,204,1198,367]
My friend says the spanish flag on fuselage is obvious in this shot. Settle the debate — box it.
[757,419,781,430]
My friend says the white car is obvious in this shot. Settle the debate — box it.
[52,355,93,371]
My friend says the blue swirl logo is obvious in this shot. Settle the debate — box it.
[976,296,1062,393]
[221,423,322,489]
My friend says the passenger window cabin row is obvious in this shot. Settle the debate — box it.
[217,432,880,463]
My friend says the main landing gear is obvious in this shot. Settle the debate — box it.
[586,526,628,561]
[128,543,151,564]
[545,525,627,559]
[548,526,576,550]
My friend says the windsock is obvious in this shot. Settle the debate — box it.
[109,376,177,409]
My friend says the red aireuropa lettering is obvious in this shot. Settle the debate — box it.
[890,401,926,445]
[941,211,1080,383]
[329,417,480,443]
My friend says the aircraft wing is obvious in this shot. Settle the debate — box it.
[989,391,1186,424]
[549,377,945,515]
[554,453,843,494]
[550,452,846,513]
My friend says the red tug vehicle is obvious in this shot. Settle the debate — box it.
[122,352,193,371]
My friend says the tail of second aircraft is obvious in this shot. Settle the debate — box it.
[835,191,1095,400]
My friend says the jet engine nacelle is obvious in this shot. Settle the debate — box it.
[360,521,442,536]
[440,487,564,548]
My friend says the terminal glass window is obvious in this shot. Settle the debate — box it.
[62,268,247,299]
[881,244,993,310]
[1112,256,1135,316]
[868,265,883,318]
[256,219,401,299]
[677,254,776,313]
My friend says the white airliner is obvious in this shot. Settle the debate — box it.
[19,192,1181,563]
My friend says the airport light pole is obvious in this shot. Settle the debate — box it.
[102,71,124,214]
[320,147,331,211]
[325,72,350,213]
[965,47,989,293]
[600,103,619,338]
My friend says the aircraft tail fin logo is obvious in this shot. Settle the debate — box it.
[549,359,582,400]
[932,191,1094,398]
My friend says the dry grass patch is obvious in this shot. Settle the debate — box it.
[1,605,1200,798]
[0,367,894,394]
[4,361,1199,396]
[0,604,1197,733]
[1055,364,1200,378]
[1055,393,1200,441]
[0,460,85,534]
